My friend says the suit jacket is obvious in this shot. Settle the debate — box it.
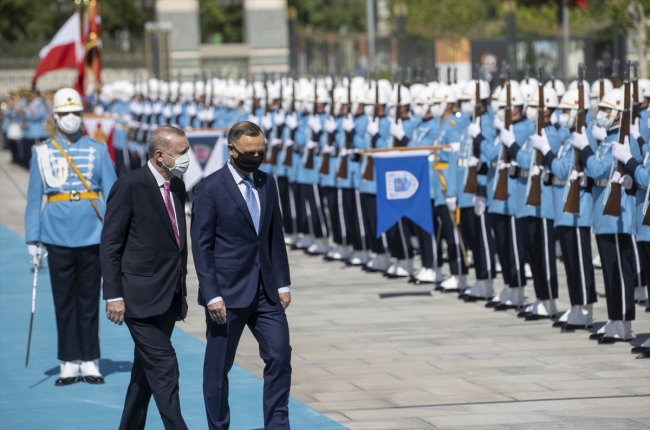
[100,166,188,319]
[191,164,291,308]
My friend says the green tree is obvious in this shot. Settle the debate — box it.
[199,0,244,43]
[288,0,367,33]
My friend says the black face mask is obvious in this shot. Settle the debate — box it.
[231,144,264,173]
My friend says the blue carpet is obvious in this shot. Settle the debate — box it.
[0,224,347,430]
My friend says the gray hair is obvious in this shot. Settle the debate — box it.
[148,125,187,158]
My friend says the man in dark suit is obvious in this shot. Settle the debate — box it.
[192,121,292,430]
[101,125,190,430]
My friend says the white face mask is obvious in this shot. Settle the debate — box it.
[412,104,424,118]
[596,110,617,129]
[559,112,572,129]
[351,103,360,114]
[490,100,499,113]
[525,106,538,122]
[162,151,190,177]
[364,105,375,117]
[55,112,83,134]
[430,104,443,118]
[496,108,505,122]
[302,101,314,114]
[461,101,474,116]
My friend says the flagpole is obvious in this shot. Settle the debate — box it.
[356,145,451,154]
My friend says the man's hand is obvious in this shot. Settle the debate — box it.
[177,296,188,321]
[27,244,42,265]
[279,292,292,310]
[208,300,227,325]
[106,300,126,325]
[468,117,481,139]
[571,126,589,150]
[500,125,516,148]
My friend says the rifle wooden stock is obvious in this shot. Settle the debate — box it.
[269,144,281,165]
[493,80,511,201]
[320,78,337,176]
[564,66,586,214]
[603,67,631,217]
[526,70,545,207]
[282,78,296,168]
[362,79,381,181]
[304,78,318,170]
[643,201,650,226]
[463,79,482,194]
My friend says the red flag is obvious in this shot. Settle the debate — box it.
[572,0,588,9]
[32,13,83,88]
[85,0,102,85]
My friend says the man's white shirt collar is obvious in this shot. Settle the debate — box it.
[148,160,168,187]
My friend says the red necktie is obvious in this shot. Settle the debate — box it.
[163,182,182,293]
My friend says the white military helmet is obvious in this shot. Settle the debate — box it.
[409,83,426,101]
[589,79,613,100]
[545,79,566,96]
[389,84,412,106]
[194,81,205,97]
[598,88,624,111]
[519,77,539,89]
[52,87,84,113]
[520,81,539,103]
[159,81,170,99]
[638,79,650,99]
[496,81,525,107]
[460,79,491,101]
[528,86,559,108]
[267,81,281,100]
[315,85,330,103]
[430,84,457,118]
[99,83,114,104]
[365,81,390,105]
[567,79,591,93]
[558,88,591,110]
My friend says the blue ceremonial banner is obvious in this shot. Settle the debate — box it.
[374,150,433,238]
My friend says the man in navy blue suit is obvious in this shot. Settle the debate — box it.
[191,121,292,430]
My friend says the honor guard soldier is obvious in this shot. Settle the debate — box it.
[360,79,393,273]
[458,79,498,300]
[25,88,117,385]
[20,89,50,169]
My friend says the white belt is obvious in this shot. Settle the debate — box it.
[457,159,470,167]
[595,179,609,187]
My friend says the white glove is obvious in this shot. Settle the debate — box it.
[500,125,516,148]
[531,129,551,155]
[468,117,481,139]
[247,114,259,126]
[549,111,558,125]
[493,114,504,132]
[612,135,633,164]
[447,142,461,153]
[531,164,542,177]
[571,126,589,150]
[591,125,607,141]
[338,147,353,157]
[469,156,480,168]
[306,140,319,150]
[324,116,337,134]
[283,139,294,149]
[261,113,273,131]
[322,144,336,155]
[308,114,322,134]
[497,160,511,171]
[27,244,42,265]
[631,118,641,141]
[569,170,587,187]
[367,117,379,136]
[162,104,172,119]
[473,196,486,217]
[446,197,457,212]
[186,103,196,117]
[390,119,406,141]
[285,112,298,130]
[610,171,633,189]
[173,102,183,116]
[274,110,285,126]
[270,138,283,147]
[342,114,355,132]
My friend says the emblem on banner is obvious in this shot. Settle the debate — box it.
[193,144,212,164]
[385,170,419,200]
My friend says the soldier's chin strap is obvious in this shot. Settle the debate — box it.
[49,139,105,223]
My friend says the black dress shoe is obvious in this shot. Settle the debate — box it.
[525,314,550,321]
[517,311,531,318]
[485,301,500,308]
[589,332,605,340]
[494,303,515,311]
[631,346,650,354]
[464,295,479,302]
[82,375,105,384]
[637,349,650,359]
[55,377,79,386]
[552,321,566,328]
[561,324,592,332]
[598,336,630,344]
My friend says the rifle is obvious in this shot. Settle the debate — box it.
[447,66,452,86]
[187,74,198,128]
[268,75,284,165]
[550,65,557,90]
[453,67,458,84]
[524,63,530,84]
[282,72,296,168]
[463,64,482,194]
[632,62,640,121]
[362,71,381,181]
[304,76,318,170]
[612,58,620,87]
[405,66,412,88]
[493,66,512,201]
[603,61,631,217]
[598,61,605,102]
[394,80,405,148]
[526,66,545,207]
[320,74,337,176]
[563,63,586,214]
[336,74,355,179]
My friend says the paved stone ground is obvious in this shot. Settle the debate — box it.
[2,150,649,429]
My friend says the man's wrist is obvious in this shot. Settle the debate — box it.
[208,296,223,306]
[278,286,291,293]
[107,297,124,302]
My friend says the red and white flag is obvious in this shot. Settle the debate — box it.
[82,113,115,162]
[32,12,84,88]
